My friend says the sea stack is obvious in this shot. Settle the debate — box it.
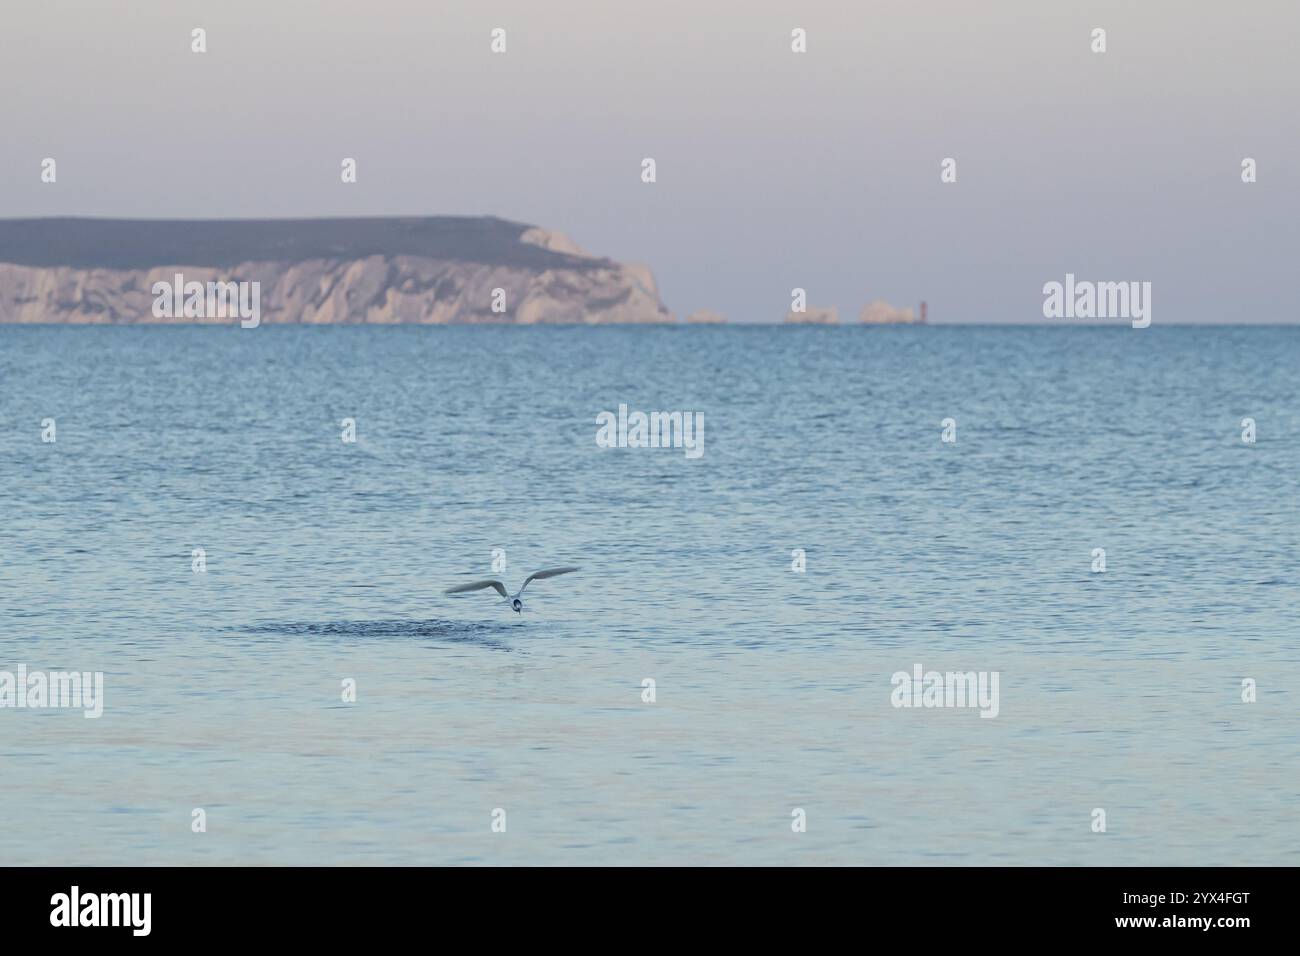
[859,300,920,324]
[784,305,839,324]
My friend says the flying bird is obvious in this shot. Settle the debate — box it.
[444,566,580,613]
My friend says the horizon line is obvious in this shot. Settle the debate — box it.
[1,321,1295,329]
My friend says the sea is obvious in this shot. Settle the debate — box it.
[1,324,1296,865]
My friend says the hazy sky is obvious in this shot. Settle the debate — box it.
[2,0,1296,323]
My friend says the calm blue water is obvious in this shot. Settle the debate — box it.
[1,325,1297,865]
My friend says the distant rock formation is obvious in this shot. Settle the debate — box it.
[859,299,918,324]
[784,305,839,324]
[0,217,674,324]
[686,309,726,324]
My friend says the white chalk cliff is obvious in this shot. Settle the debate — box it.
[0,217,674,325]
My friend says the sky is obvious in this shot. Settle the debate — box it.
[1,0,1296,323]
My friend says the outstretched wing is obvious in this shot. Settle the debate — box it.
[519,566,580,594]
[444,579,508,597]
